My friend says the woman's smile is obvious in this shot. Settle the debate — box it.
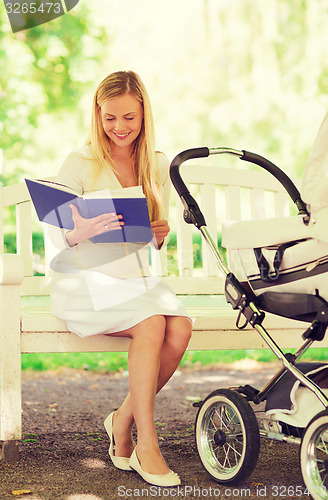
[113,131,131,140]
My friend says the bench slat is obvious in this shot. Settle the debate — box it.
[181,165,285,191]
[225,185,241,220]
[175,193,194,277]
[21,275,227,296]
[17,202,33,277]
[21,328,313,352]
[201,184,219,277]
[20,304,305,332]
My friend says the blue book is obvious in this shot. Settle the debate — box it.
[25,178,153,244]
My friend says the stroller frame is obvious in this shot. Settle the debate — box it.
[170,147,328,499]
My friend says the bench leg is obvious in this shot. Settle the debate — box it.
[1,440,19,462]
[0,284,22,459]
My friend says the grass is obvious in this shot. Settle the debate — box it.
[21,351,130,373]
[21,347,328,374]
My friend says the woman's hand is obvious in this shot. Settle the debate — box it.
[150,219,170,249]
[66,204,124,247]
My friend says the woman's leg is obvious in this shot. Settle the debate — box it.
[128,315,171,475]
[111,315,192,473]
[156,316,193,389]
[110,315,168,474]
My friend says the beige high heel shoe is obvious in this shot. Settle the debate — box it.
[129,448,181,487]
[104,412,133,471]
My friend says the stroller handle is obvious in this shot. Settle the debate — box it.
[240,150,308,215]
[170,147,243,197]
[169,147,210,197]
[170,147,309,216]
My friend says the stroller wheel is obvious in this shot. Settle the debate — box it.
[300,409,328,500]
[195,388,260,485]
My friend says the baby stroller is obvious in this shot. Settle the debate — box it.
[170,146,328,500]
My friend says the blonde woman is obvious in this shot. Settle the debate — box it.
[49,71,192,487]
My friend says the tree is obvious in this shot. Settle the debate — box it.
[0,4,109,184]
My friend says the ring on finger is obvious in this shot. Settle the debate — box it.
[104,225,108,230]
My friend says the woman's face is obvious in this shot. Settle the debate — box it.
[100,93,143,151]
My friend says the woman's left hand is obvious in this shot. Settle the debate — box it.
[151,219,170,249]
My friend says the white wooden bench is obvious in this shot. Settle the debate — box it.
[0,161,318,461]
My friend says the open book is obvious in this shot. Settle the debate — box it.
[25,179,153,244]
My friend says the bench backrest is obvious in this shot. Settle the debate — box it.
[0,163,295,297]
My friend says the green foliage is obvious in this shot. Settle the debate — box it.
[2,1,328,188]
[4,232,44,256]
[155,0,328,180]
[22,9,107,113]
[0,5,108,183]
[21,347,328,374]
[3,232,16,253]
[21,352,129,373]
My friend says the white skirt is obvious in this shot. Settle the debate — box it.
[50,270,190,338]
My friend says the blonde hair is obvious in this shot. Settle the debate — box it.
[88,71,163,221]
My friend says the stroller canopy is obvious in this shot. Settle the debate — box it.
[222,112,328,304]
[302,112,328,243]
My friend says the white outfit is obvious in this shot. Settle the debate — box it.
[49,145,190,337]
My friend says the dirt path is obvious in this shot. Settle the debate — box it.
[0,361,311,499]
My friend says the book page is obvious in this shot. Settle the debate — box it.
[82,185,144,199]
[32,178,78,195]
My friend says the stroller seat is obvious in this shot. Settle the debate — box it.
[222,214,310,250]
[222,215,328,336]
[222,214,328,303]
